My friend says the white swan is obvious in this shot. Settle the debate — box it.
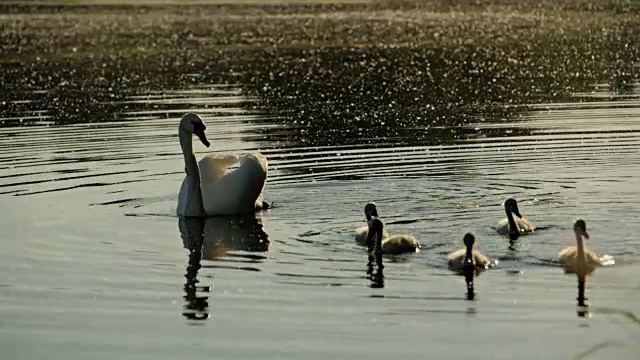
[496,198,536,240]
[177,113,269,217]
[447,233,492,274]
[558,219,614,275]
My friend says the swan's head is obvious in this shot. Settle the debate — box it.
[366,217,384,254]
[504,198,522,218]
[180,113,210,147]
[364,202,379,221]
[573,219,589,239]
[463,232,476,248]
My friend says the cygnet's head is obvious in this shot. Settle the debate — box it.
[364,202,379,220]
[180,113,210,147]
[463,232,476,248]
[503,198,522,218]
[573,219,589,239]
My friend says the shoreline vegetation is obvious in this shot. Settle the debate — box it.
[0,0,638,142]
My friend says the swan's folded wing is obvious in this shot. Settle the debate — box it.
[355,226,368,245]
[204,153,240,167]
[516,217,536,232]
[382,234,420,255]
[558,246,576,263]
[199,152,268,216]
[495,218,509,234]
[447,248,466,264]
[585,249,604,267]
[239,152,268,166]
[199,153,239,182]
[472,250,491,268]
[558,247,603,273]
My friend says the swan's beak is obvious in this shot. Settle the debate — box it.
[194,128,210,147]
[582,231,590,239]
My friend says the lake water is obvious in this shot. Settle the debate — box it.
[1,2,640,357]
[1,79,639,359]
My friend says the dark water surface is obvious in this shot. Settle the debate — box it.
[1,2,640,360]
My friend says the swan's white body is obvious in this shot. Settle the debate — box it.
[198,152,267,215]
[176,113,268,217]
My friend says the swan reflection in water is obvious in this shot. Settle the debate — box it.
[576,277,590,318]
[366,252,384,289]
[179,214,270,321]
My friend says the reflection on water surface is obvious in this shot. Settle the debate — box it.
[179,214,270,321]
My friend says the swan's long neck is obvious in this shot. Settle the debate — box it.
[575,233,586,260]
[465,245,473,259]
[506,208,517,230]
[180,127,200,179]
[462,242,475,298]
[367,218,384,255]
[506,209,520,242]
